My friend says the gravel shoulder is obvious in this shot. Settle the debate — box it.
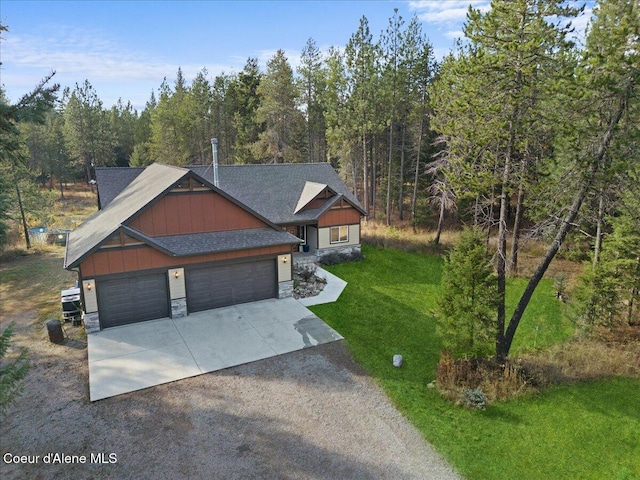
[1,281,460,480]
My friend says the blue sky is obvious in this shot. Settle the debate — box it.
[1,1,593,111]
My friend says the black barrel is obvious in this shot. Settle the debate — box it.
[46,320,64,344]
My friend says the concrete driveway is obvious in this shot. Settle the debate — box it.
[87,298,343,401]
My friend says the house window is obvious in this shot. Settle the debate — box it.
[297,225,307,245]
[330,226,349,244]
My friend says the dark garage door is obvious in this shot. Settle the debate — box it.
[186,259,277,313]
[98,273,170,329]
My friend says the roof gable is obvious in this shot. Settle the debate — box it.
[294,181,334,214]
[65,164,188,268]
[65,164,289,269]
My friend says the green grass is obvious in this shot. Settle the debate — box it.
[310,245,640,480]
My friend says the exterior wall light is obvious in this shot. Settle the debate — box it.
[283,256,288,263]
[86,283,92,290]
[174,270,180,278]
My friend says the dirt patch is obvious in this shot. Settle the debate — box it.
[1,337,460,479]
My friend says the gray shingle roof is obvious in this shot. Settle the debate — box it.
[127,227,300,257]
[97,163,367,225]
[96,167,144,208]
[192,163,366,224]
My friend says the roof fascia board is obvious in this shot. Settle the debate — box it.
[314,194,343,218]
[65,225,176,270]
[119,225,177,257]
[313,192,368,219]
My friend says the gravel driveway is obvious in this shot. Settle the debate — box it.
[1,314,460,480]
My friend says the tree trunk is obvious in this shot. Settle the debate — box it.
[362,128,369,213]
[495,155,510,362]
[308,81,314,163]
[351,155,358,198]
[398,124,406,221]
[371,143,376,220]
[15,181,31,250]
[593,188,605,267]
[412,89,428,226]
[486,186,495,251]
[500,173,591,360]
[386,125,394,226]
[498,89,629,360]
[508,180,525,276]
[411,123,424,227]
[628,255,639,325]
[57,156,64,199]
[434,193,445,245]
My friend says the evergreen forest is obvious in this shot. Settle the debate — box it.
[1,0,638,353]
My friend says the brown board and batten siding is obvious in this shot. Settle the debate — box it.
[80,244,290,277]
[128,190,267,236]
[318,205,361,227]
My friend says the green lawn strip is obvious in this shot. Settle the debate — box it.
[506,278,574,355]
[310,245,639,480]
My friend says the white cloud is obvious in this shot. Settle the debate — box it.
[406,0,490,51]
[1,25,240,108]
[568,5,593,47]
[408,1,490,24]
[254,49,303,72]
[444,29,464,40]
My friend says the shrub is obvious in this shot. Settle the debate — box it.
[295,264,317,282]
[462,388,488,410]
[436,351,531,407]
[318,250,364,266]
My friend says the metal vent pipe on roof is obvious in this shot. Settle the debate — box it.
[211,138,219,188]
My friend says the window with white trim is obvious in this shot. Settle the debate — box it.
[330,225,349,244]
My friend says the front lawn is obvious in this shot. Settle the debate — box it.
[310,245,640,480]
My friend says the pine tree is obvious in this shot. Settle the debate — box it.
[109,99,137,167]
[229,58,263,163]
[500,0,639,359]
[431,0,589,361]
[251,50,304,163]
[0,30,59,249]
[63,80,115,181]
[344,16,381,210]
[436,228,499,358]
[298,38,327,163]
